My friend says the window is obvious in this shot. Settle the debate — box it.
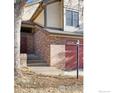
[66,10,79,27]
[66,10,72,26]
[73,11,79,27]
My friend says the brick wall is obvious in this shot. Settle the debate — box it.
[49,35,83,70]
[49,35,83,45]
[34,26,50,65]
[34,26,83,68]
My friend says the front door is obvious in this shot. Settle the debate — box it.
[21,36,27,53]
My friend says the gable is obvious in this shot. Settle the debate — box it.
[22,3,40,21]
[34,10,44,26]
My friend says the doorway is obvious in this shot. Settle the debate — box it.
[21,36,27,53]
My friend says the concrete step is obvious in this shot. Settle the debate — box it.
[27,62,49,66]
[30,67,64,75]
[27,59,46,63]
[27,54,48,66]
[27,54,41,60]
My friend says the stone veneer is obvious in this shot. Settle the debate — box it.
[20,53,27,67]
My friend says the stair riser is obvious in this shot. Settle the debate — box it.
[27,55,44,60]
[27,62,48,66]
[27,61,46,63]
[28,59,46,61]
[28,58,41,60]
[27,64,49,66]
[27,54,48,66]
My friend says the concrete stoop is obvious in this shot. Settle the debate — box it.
[27,54,83,76]
[30,66,83,76]
[26,54,63,76]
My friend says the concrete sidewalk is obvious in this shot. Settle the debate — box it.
[63,69,83,76]
[30,66,64,76]
[30,66,83,76]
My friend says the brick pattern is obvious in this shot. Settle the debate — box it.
[34,26,83,69]
[34,26,50,65]
[27,33,34,53]
[49,36,83,69]
[50,36,83,45]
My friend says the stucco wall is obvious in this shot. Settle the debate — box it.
[46,1,63,29]
[22,3,39,21]
[34,10,44,26]
[50,44,65,69]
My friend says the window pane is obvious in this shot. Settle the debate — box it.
[73,12,79,27]
[66,10,72,26]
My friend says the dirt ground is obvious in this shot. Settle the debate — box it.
[15,67,83,93]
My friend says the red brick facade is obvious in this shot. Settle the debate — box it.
[33,26,83,69]
[49,36,83,69]
[34,26,51,64]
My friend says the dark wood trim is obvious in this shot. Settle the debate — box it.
[30,2,44,21]
[62,0,64,29]
[33,22,43,28]
[44,6,47,27]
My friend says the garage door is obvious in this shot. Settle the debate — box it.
[65,44,83,70]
